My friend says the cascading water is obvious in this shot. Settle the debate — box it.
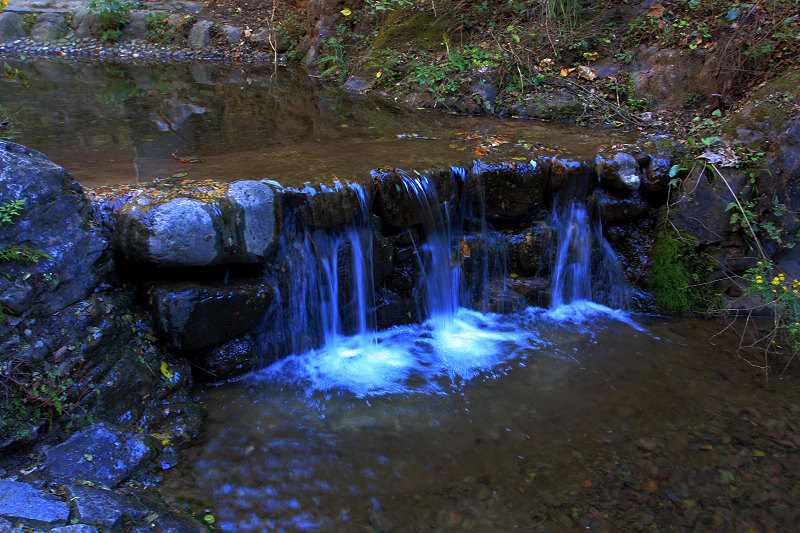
[254,163,634,397]
[257,182,376,362]
[549,193,631,311]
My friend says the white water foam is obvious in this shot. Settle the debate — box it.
[252,303,643,398]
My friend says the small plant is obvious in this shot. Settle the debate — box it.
[88,0,132,42]
[742,261,800,370]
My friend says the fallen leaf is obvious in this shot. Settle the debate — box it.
[647,2,665,18]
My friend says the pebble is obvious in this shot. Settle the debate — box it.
[0,36,272,65]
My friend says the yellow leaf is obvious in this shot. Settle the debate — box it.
[160,361,174,380]
[583,52,599,61]
[340,8,351,16]
[754,450,765,457]
[376,71,382,78]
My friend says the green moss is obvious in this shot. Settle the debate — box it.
[723,69,800,150]
[650,221,720,314]
[372,11,446,51]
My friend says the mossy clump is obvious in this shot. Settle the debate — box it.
[372,11,447,51]
[650,222,719,315]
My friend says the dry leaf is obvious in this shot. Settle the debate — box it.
[647,2,665,18]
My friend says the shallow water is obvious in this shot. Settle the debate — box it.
[159,306,795,532]
[0,58,642,187]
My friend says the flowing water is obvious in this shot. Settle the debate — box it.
[5,58,797,531]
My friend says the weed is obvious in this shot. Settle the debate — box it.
[88,0,132,42]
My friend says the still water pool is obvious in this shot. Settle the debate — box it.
[159,305,797,532]
[1,58,641,187]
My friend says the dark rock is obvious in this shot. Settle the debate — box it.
[506,276,549,307]
[0,479,69,528]
[597,151,641,193]
[0,13,26,42]
[149,280,274,352]
[188,20,213,49]
[549,157,593,196]
[284,182,373,230]
[0,141,108,318]
[196,335,255,381]
[670,167,746,244]
[41,422,160,487]
[506,222,553,276]
[67,485,147,528]
[642,154,673,196]
[597,190,650,224]
[472,162,548,223]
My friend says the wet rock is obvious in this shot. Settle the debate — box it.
[30,14,69,43]
[642,154,673,196]
[0,479,69,528]
[597,151,642,193]
[374,170,428,227]
[597,190,650,223]
[549,157,593,196]
[473,162,548,223]
[0,141,108,318]
[149,280,274,352]
[108,179,278,267]
[50,526,99,533]
[188,20,213,49]
[0,13,26,42]
[196,335,256,381]
[67,485,147,528]
[506,276,549,307]
[41,422,160,487]
[506,222,553,276]
[284,182,373,230]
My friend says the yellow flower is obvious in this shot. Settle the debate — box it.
[772,278,781,285]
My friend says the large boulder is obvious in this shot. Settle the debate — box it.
[149,280,275,352]
[30,13,70,43]
[0,142,108,319]
[41,423,160,487]
[0,12,26,42]
[0,479,70,529]
[94,179,280,268]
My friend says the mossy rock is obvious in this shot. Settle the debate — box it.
[649,216,721,315]
[724,69,800,150]
[372,11,446,51]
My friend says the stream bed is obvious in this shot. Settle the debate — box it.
[160,310,800,532]
[4,58,799,533]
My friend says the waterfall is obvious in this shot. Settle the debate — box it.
[256,183,376,365]
[549,195,630,309]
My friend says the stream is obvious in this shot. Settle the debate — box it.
[3,58,799,532]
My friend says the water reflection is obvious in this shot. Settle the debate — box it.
[0,58,640,187]
[160,311,786,532]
